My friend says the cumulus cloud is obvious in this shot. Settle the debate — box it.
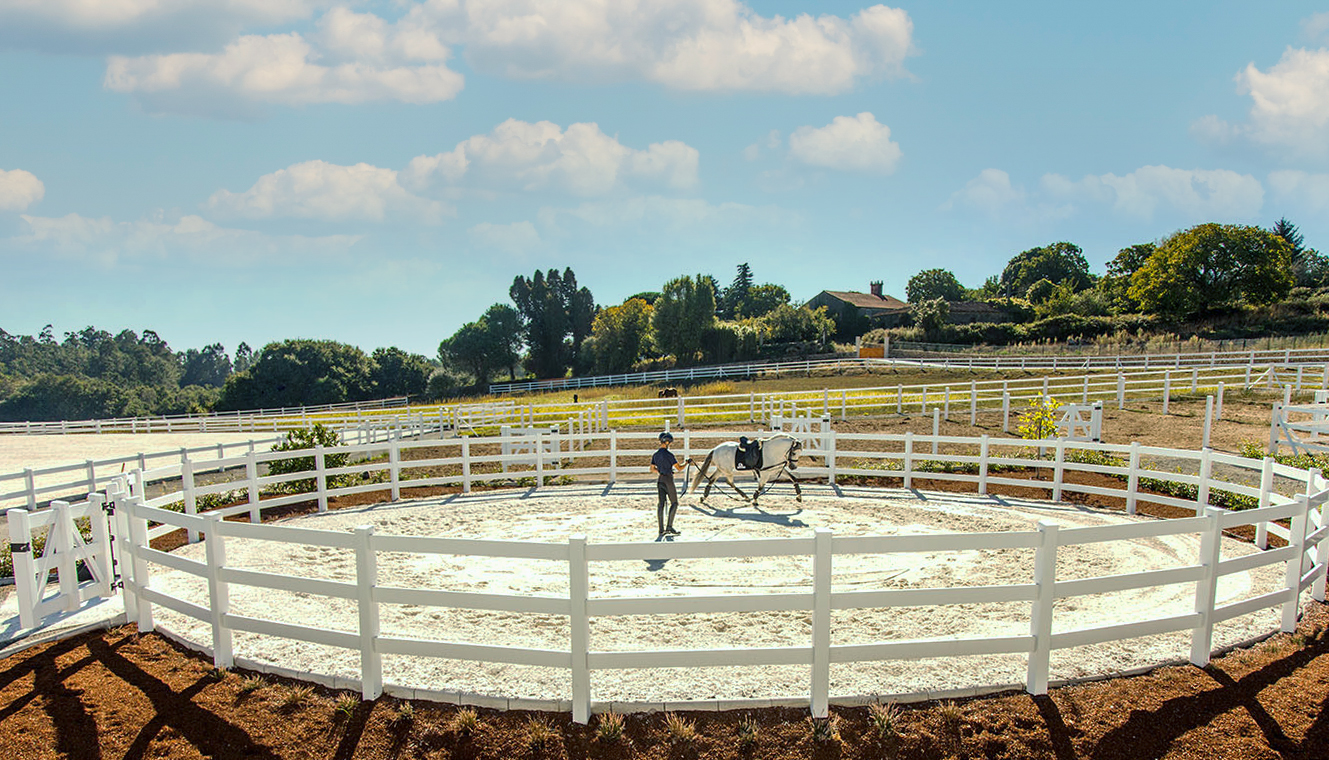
[1194,46,1329,159]
[540,195,790,230]
[104,11,463,116]
[207,160,449,222]
[468,220,541,254]
[788,112,900,174]
[1269,169,1329,211]
[942,169,1026,214]
[12,211,359,265]
[1304,12,1329,42]
[0,169,45,212]
[1043,166,1264,220]
[404,119,699,196]
[410,0,913,94]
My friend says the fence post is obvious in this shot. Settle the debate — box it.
[182,459,199,544]
[609,430,618,483]
[1190,507,1224,666]
[1162,371,1171,415]
[1283,495,1311,632]
[1191,368,1199,393]
[979,435,990,495]
[1257,457,1275,549]
[903,432,914,490]
[1132,438,1142,515]
[749,392,755,423]
[204,513,233,669]
[826,428,837,486]
[970,381,977,426]
[354,525,382,699]
[1117,375,1125,409]
[9,508,37,629]
[1270,404,1282,454]
[897,385,903,415]
[1003,392,1011,433]
[1197,448,1212,514]
[109,481,137,623]
[535,432,545,489]
[1216,382,1225,421]
[462,437,472,493]
[1027,521,1059,695]
[86,460,96,494]
[245,450,260,523]
[811,528,832,719]
[1052,440,1065,502]
[389,439,401,501]
[1245,364,1252,389]
[677,397,685,428]
[932,408,940,454]
[920,385,927,414]
[54,505,79,612]
[315,444,328,513]
[23,467,36,510]
[128,496,154,631]
[1082,376,1089,404]
[570,535,591,723]
[841,390,847,421]
[823,389,829,417]
[1202,396,1215,450]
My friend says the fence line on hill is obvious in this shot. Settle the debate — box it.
[18,428,1323,721]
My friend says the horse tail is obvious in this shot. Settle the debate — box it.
[691,451,714,492]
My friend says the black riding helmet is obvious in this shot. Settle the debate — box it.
[658,431,674,443]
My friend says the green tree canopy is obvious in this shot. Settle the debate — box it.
[910,298,950,338]
[369,347,433,398]
[509,268,596,378]
[439,303,523,386]
[181,343,232,388]
[216,339,375,411]
[652,274,717,364]
[999,242,1092,297]
[588,297,654,374]
[1128,223,1294,318]
[906,268,966,303]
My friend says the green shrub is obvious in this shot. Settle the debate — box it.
[267,425,350,494]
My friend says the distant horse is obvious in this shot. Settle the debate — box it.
[658,387,680,398]
[689,433,803,507]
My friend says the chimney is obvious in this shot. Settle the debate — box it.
[869,280,883,299]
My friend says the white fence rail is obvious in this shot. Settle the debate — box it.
[82,428,1329,722]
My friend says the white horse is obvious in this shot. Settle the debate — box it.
[689,433,803,506]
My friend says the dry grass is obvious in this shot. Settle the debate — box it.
[451,706,481,735]
[595,710,625,744]
[663,712,697,744]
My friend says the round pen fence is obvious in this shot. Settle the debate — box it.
[84,429,1329,722]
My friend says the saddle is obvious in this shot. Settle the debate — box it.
[736,437,763,471]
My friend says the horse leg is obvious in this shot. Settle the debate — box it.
[701,477,714,504]
[727,476,750,503]
[788,470,802,502]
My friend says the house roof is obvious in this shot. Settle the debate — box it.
[948,300,1004,314]
[817,290,909,311]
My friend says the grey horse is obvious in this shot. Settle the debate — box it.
[689,433,803,506]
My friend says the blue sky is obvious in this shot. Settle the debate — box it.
[3,1,1329,358]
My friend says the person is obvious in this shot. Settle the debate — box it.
[650,431,686,538]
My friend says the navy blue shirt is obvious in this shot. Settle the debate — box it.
[651,448,678,481]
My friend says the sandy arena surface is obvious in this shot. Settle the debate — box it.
[141,482,1288,705]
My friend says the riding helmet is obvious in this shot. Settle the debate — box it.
[658,431,674,443]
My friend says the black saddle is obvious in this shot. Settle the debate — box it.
[735,437,762,471]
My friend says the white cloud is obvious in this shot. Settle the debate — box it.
[788,112,900,174]
[1044,165,1264,220]
[412,0,913,94]
[0,169,45,212]
[207,160,449,222]
[404,118,699,196]
[12,211,359,265]
[1269,169,1329,212]
[942,168,1026,214]
[541,195,790,230]
[1194,46,1329,159]
[1304,12,1329,43]
[104,16,463,116]
[0,0,315,29]
[468,220,541,254]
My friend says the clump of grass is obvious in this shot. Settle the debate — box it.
[206,667,229,682]
[663,712,696,745]
[736,715,758,748]
[937,700,964,739]
[525,715,558,749]
[807,714,840,744]
[391,700,415,726]
[281,684,315,710]
[868,701,900,741]
[595,710,626,744]
[237,675,265,694]
[334,694,359,719]
[452,707,481,735]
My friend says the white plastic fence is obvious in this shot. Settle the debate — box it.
[8,492,116,628]
[96,429,1329,721]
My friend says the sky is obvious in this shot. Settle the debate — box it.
[3,1,1329,359]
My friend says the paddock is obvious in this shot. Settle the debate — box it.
[142,483,1283,709]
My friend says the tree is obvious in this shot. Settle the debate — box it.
[999,242,1092,297]
[652,274,716,364]
[910,298,950,338]
[588,297,654,373]
[369,347,432,398]
[721,263,754,318]
[234,342,254,373]
[509,268,596,378]
[1273,218,1329,287]
[906,269,966,303]
[1102,243,1155,312]
[1273,218,1304,257]
[181,344,232,388]
[1129,223,1294,318]
[762,304,836,344]
[216,339,375,411]
[439,304,523,386]
[742,283,791,318]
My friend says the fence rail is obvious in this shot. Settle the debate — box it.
[58,427,1329,721]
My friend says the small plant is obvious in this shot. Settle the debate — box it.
[335,694,359,719]
[281,684,315,709]
[525,715,558,749]
[736,715,759,747]
[938,700,965,739]
[1017,396,1062,441]
[868,701,900,740]
[595,710,626,744]
[390,700,414,726]
[807,714,840,744]
[452,707,480,735]
[663,712,696,744]
[207,667,229,682]
[238,675,265,694]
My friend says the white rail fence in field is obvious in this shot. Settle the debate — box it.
[18,428,1319,721]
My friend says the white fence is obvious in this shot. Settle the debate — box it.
[8,492,117,628]
[70,428,1329,721]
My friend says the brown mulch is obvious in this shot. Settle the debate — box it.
[4,605,1329,760]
